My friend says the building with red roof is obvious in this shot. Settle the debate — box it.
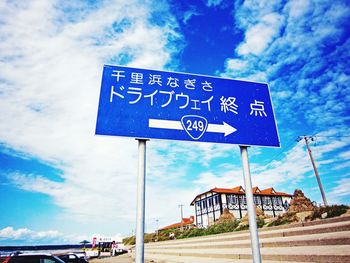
[158,216,196,232]
[190,186,292,228]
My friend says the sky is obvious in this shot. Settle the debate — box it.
[0,0,349,245]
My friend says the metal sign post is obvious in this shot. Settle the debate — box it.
[135,139,147,263]
[240,146,261,263]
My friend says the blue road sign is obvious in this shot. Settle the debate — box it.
[95,65,280,147]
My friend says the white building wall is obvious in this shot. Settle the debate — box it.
[282,196,292,212]
[264,211,274,217]
[208,213,215,226]
[274,210,284,216]
[202,214,208,227]
[221,193,227,207]
[228,210,239,219]
[214,210,221,221]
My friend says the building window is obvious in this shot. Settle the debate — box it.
[208,197,213,207]
[227,194,238,204]
[262,196,272,205]
[253,195,261,205]
[213,195,219,205]
[272,196,282,206]
[196,201,201,212]
[202,200,207,209]
[239,195,247,205]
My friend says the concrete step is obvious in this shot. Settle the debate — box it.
[146,220,350,247]
[259,215,350,232]
[143,216,350,262]
[144,254,315,263]
[145,245,350,262]
[146,231,350,249]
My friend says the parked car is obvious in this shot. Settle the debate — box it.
[68,252,87,261]
[82,250,98,259]
[1,252,65,263]
[57,253,88,263]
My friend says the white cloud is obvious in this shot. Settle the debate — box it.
[0,0,183,237]
[0,226,79,245]
[339,150,350,160]
[183,6,200,24]
[0,227,31,240]
[287,0,310,18]
[193,170,243,190]
[237,13,285,55]
[225,59,247,72]
[206,0,224,7]
[328,178,350,205]
[222,0,350,132]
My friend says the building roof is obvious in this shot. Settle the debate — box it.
[158,216,195,231]
[252,186,261,193]
[190,186,292,205]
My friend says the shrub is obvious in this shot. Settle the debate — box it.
[171,220,240,239]
[257,218,265,228]
[235,223,249,231]
[205,221,239,235]
[186,228,206,238]
[144,233,156,243]
[267,218,286,227]
[123,236,136,245]
[266,212,298,227]
[309,205,349,220]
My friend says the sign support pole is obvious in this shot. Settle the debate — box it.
[135,139,147,263]
[240,146,262,263]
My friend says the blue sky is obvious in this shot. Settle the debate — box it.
[0,0,349,245]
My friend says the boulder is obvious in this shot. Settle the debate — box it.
[296,211,314,222]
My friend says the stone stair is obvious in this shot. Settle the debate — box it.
[143,215,350,262]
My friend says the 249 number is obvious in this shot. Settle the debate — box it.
[186,120,205,132]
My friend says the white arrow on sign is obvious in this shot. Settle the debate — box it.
[149,118,237,137]
[207,122,237,136]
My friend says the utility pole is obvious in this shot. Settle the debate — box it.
[156,219,159,241]
[297,136,328,206]
[178,204,184,232]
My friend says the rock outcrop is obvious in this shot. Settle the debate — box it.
[215,208,236,224]
[288,189,316,213]
[237,206,270,228]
